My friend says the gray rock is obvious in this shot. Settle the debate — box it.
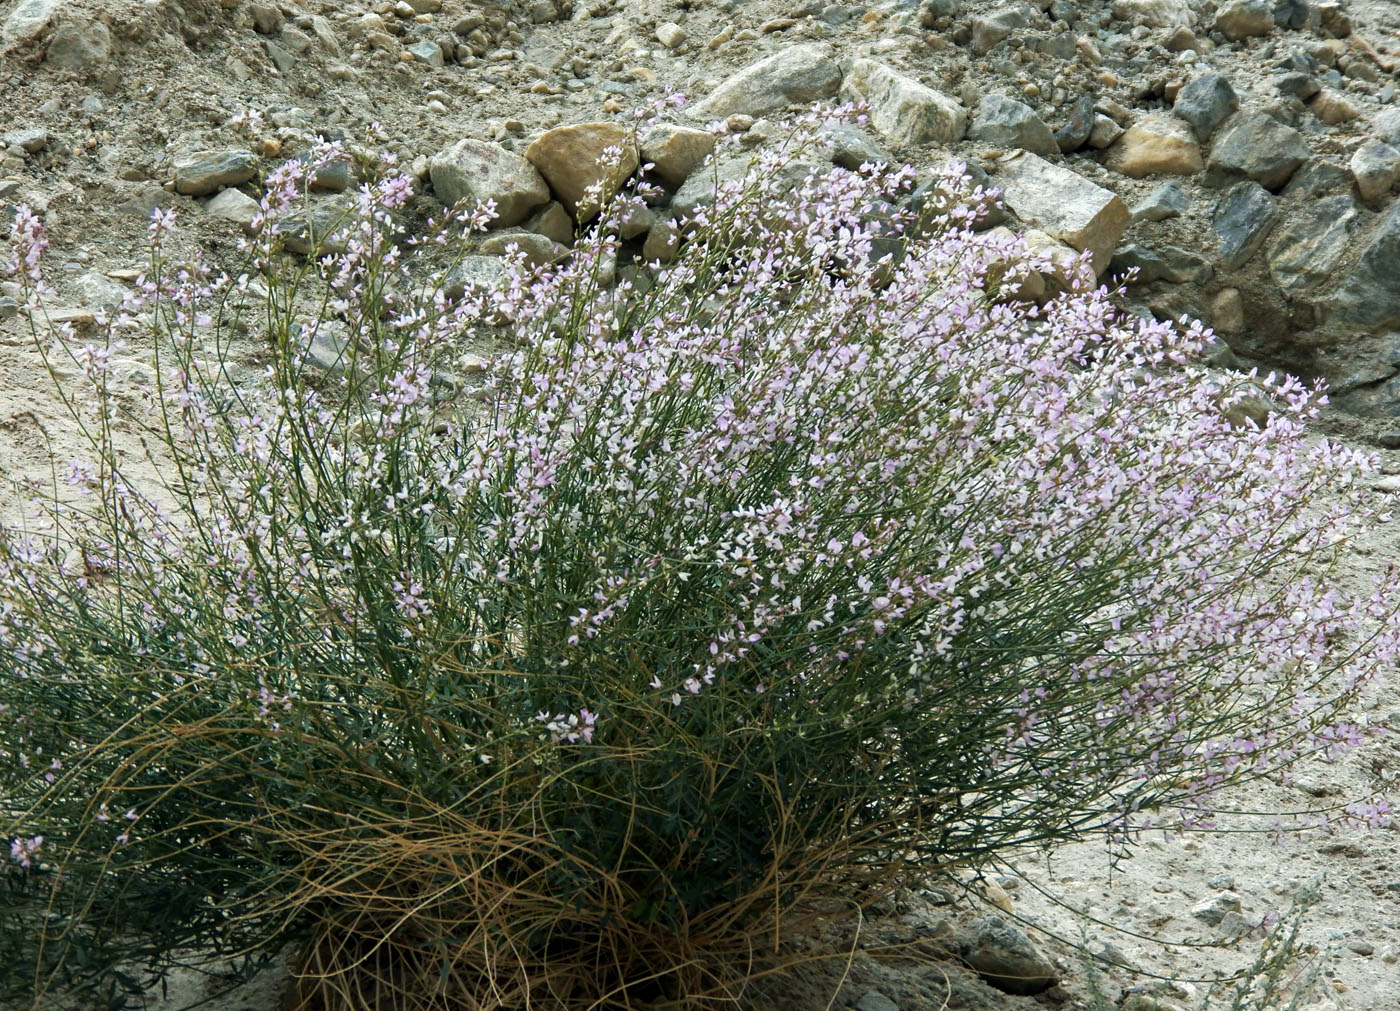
[970,93,1057,156]
[1330,201,1400,331]
[1,0,62,47]
[1173,73,1239,142]
[1087,113,1124,149]
[1379,108,1400,147]
[72,270,128,309]
[1112,242,1211,283]
[993,149,1131,274]
[1271,0,1316,29]
[971,6,1030,54]
[44,21,110,70]
[841,58,967,148]
[249,2,282,33]
[817,124,892,170]
[1351,139,1400,202]
[267,40,302,73]
[959,916,1058,995]
[1217,910,1250,938]
[2,128,47,153]
[691,45,841,119]
[1111,242,1169,283]
[1053,95,1096,153]
[279,199,352,256]
[444,255,510,300]
[1207,112,1311,190]
[0,296,18,320]
[298,322,353,374]
[115,185,175,219]
[428,138,550,227]
[407,40,444,66]
[671,154,820,220]
[1283,158,1351,198]
[203,187,260,231]
[1214,0,1274,39]
[309,16,342,56]
[173,149,258,196]
[1190,891,1243,926]
[1212,181,1278,268]
[1274,71,1320,100]
[1133,181,1190,220]
[1159,244,1213,283]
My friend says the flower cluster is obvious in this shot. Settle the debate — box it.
[2,120,1397,1010]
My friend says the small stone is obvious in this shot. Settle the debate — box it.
[1213,181,1279,269]
[1310,88,1358,125]
[173,149,257,196]
[429,138,550,227]
[407,40,445,66]
[1106,115,1203,177]
[817,124,892,170]
[1217,911,1249,938]
[1214,0,1274,40]
[971,6,1030,55]
[1348,939,1375,956]
[444,255,509,300]
[263,39,297,73]
[640,123,716,187]
[522,201,574,244]
[1211,287,1245,334]
[642,216,680,262]
[1053,95,1096,153]
[1274,71,1320,101]
[1173,73,1239,142]
[1207,873,1236,890]
[203,187,260,231]
[1351,140,1400,202]
[1190,891,1243,926]
[478,230,568,266]
[994,149,1132,274]
[0,296,18,320]
[970,93,1057,156]
[279,199,352,256]
[249,2,282,33]
[1207,112,1311,190]
[958,916,1058,996]
[655,21,686,47]
[525,121,640,220]
[1087,114,1124,149]
[1378,108,1400,147]
[1133,181,1191,220]
[840,58,968,148]
[691,45,841,119]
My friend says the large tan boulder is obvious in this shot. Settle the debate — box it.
[526,122,640,221]
[1105,115,1203,178]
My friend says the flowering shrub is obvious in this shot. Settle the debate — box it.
[1,123,1397,1010]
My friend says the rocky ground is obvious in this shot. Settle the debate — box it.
[6,0,1400,1006]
